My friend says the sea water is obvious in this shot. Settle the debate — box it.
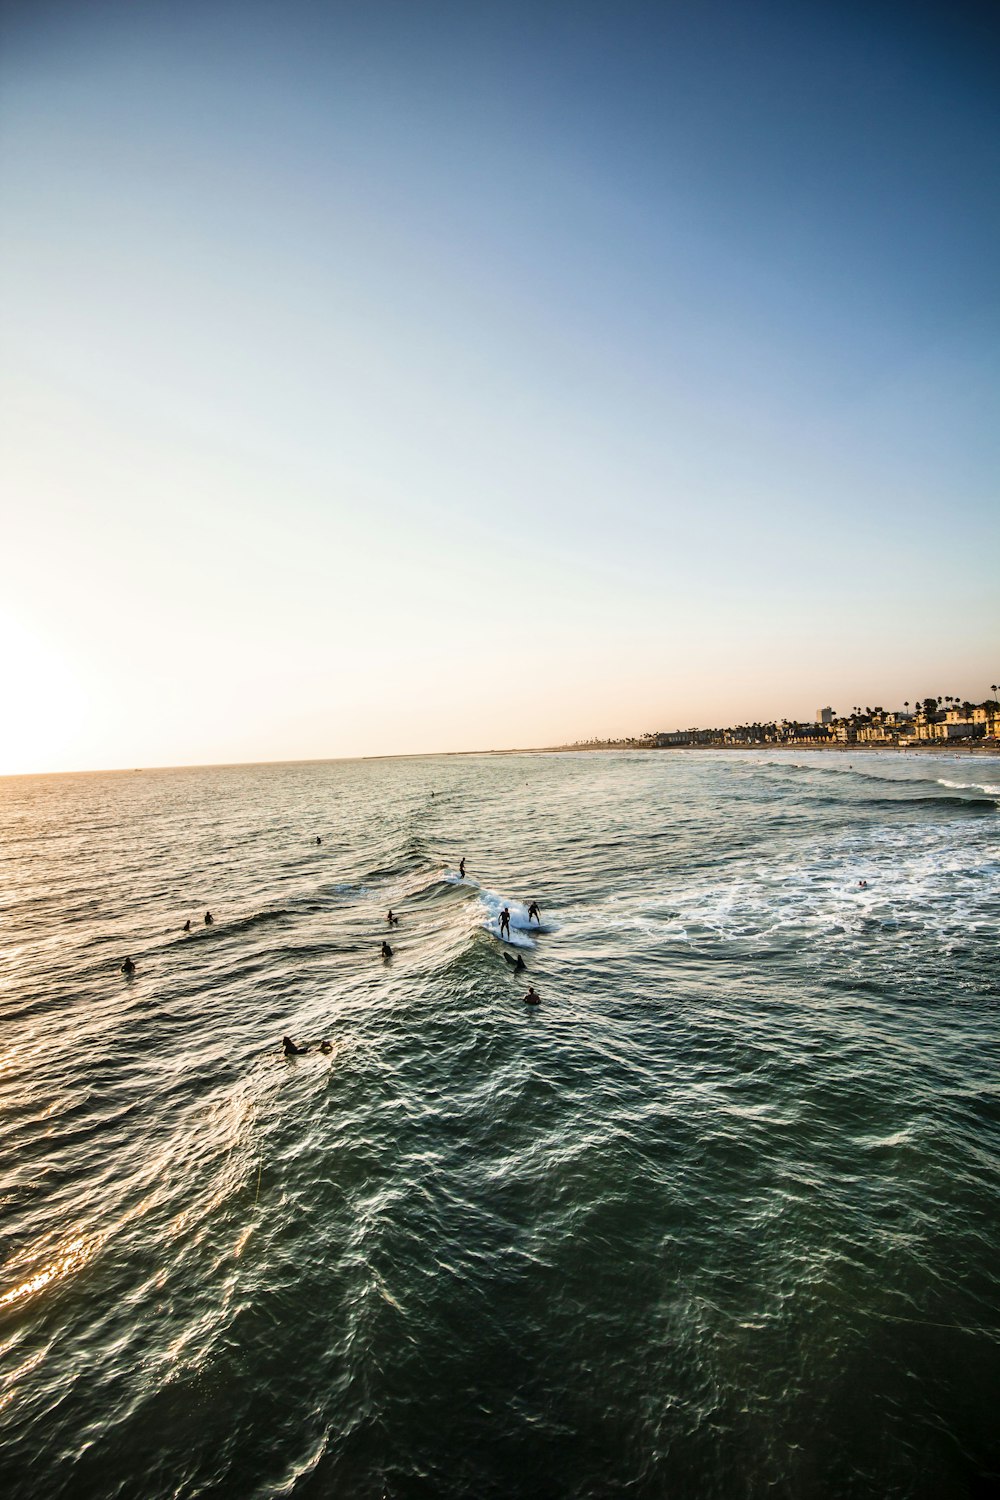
[0,750,997,1499]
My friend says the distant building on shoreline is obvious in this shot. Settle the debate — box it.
[648,696,1000,750]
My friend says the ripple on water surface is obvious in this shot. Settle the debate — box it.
[0,751,998,1499]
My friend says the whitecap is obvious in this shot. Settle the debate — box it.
[477,889,544,948]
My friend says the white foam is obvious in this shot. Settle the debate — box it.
[477,890,540,948]
[643,809,999,954]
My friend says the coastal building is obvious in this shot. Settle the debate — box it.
[788,722,826,740]
[656,729,721,746]
[654,698,996,749]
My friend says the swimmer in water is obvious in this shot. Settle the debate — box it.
[318,1040,333,1054]
[522,986,541,1006]
[204,911,214,926]
[459,858,465,878]
[182,920,191,932]
[316,836,322,845]
[121,957,136,975]
[499,907,511,940]
[386,910,399,926]
[282,1036,309,1056]
[527,901,540,924]
[381,940,393,958]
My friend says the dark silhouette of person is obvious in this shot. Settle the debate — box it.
[527,902,540,924]
[121,957,136,975]
[387,910,399,926]
[318,1040,333,1054]
[499,907,511,939]
[459,858,466,878]
[204,911,214,925]
[283,1036,308,1056]
[522,986,541,1005]
[505,952,526,972]
[182,920,191,932]
[381,941,393,958]
[316,836,322,845]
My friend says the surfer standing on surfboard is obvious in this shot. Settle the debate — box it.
[528,901,540,924]
[499,907,511,940]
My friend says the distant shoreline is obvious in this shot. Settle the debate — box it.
[532,740,1000,756]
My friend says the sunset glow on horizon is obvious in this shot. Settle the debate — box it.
[2,0,997,777]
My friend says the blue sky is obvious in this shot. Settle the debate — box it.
[1,0,997,771]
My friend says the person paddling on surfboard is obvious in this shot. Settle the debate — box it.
[505,952,526,972]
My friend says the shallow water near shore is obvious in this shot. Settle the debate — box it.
[1,749,998,1499]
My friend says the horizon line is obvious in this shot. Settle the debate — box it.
[0,744,576,780]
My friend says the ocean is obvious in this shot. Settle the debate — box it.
[1,749,998,1500]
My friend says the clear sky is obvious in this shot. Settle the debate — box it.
[1,0,997,773]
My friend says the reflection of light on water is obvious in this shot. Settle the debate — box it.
[0,1234,97,1311]
[0,1344,47,1415]
[0,1079,268,1334]
[165,1089,260,1240]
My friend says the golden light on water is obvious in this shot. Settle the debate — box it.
[0,1236,94,1312]
[0,1345,47,1416]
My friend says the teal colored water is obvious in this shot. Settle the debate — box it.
[1,750,998,1499]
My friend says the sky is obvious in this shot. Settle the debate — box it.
[1,0,997,774]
